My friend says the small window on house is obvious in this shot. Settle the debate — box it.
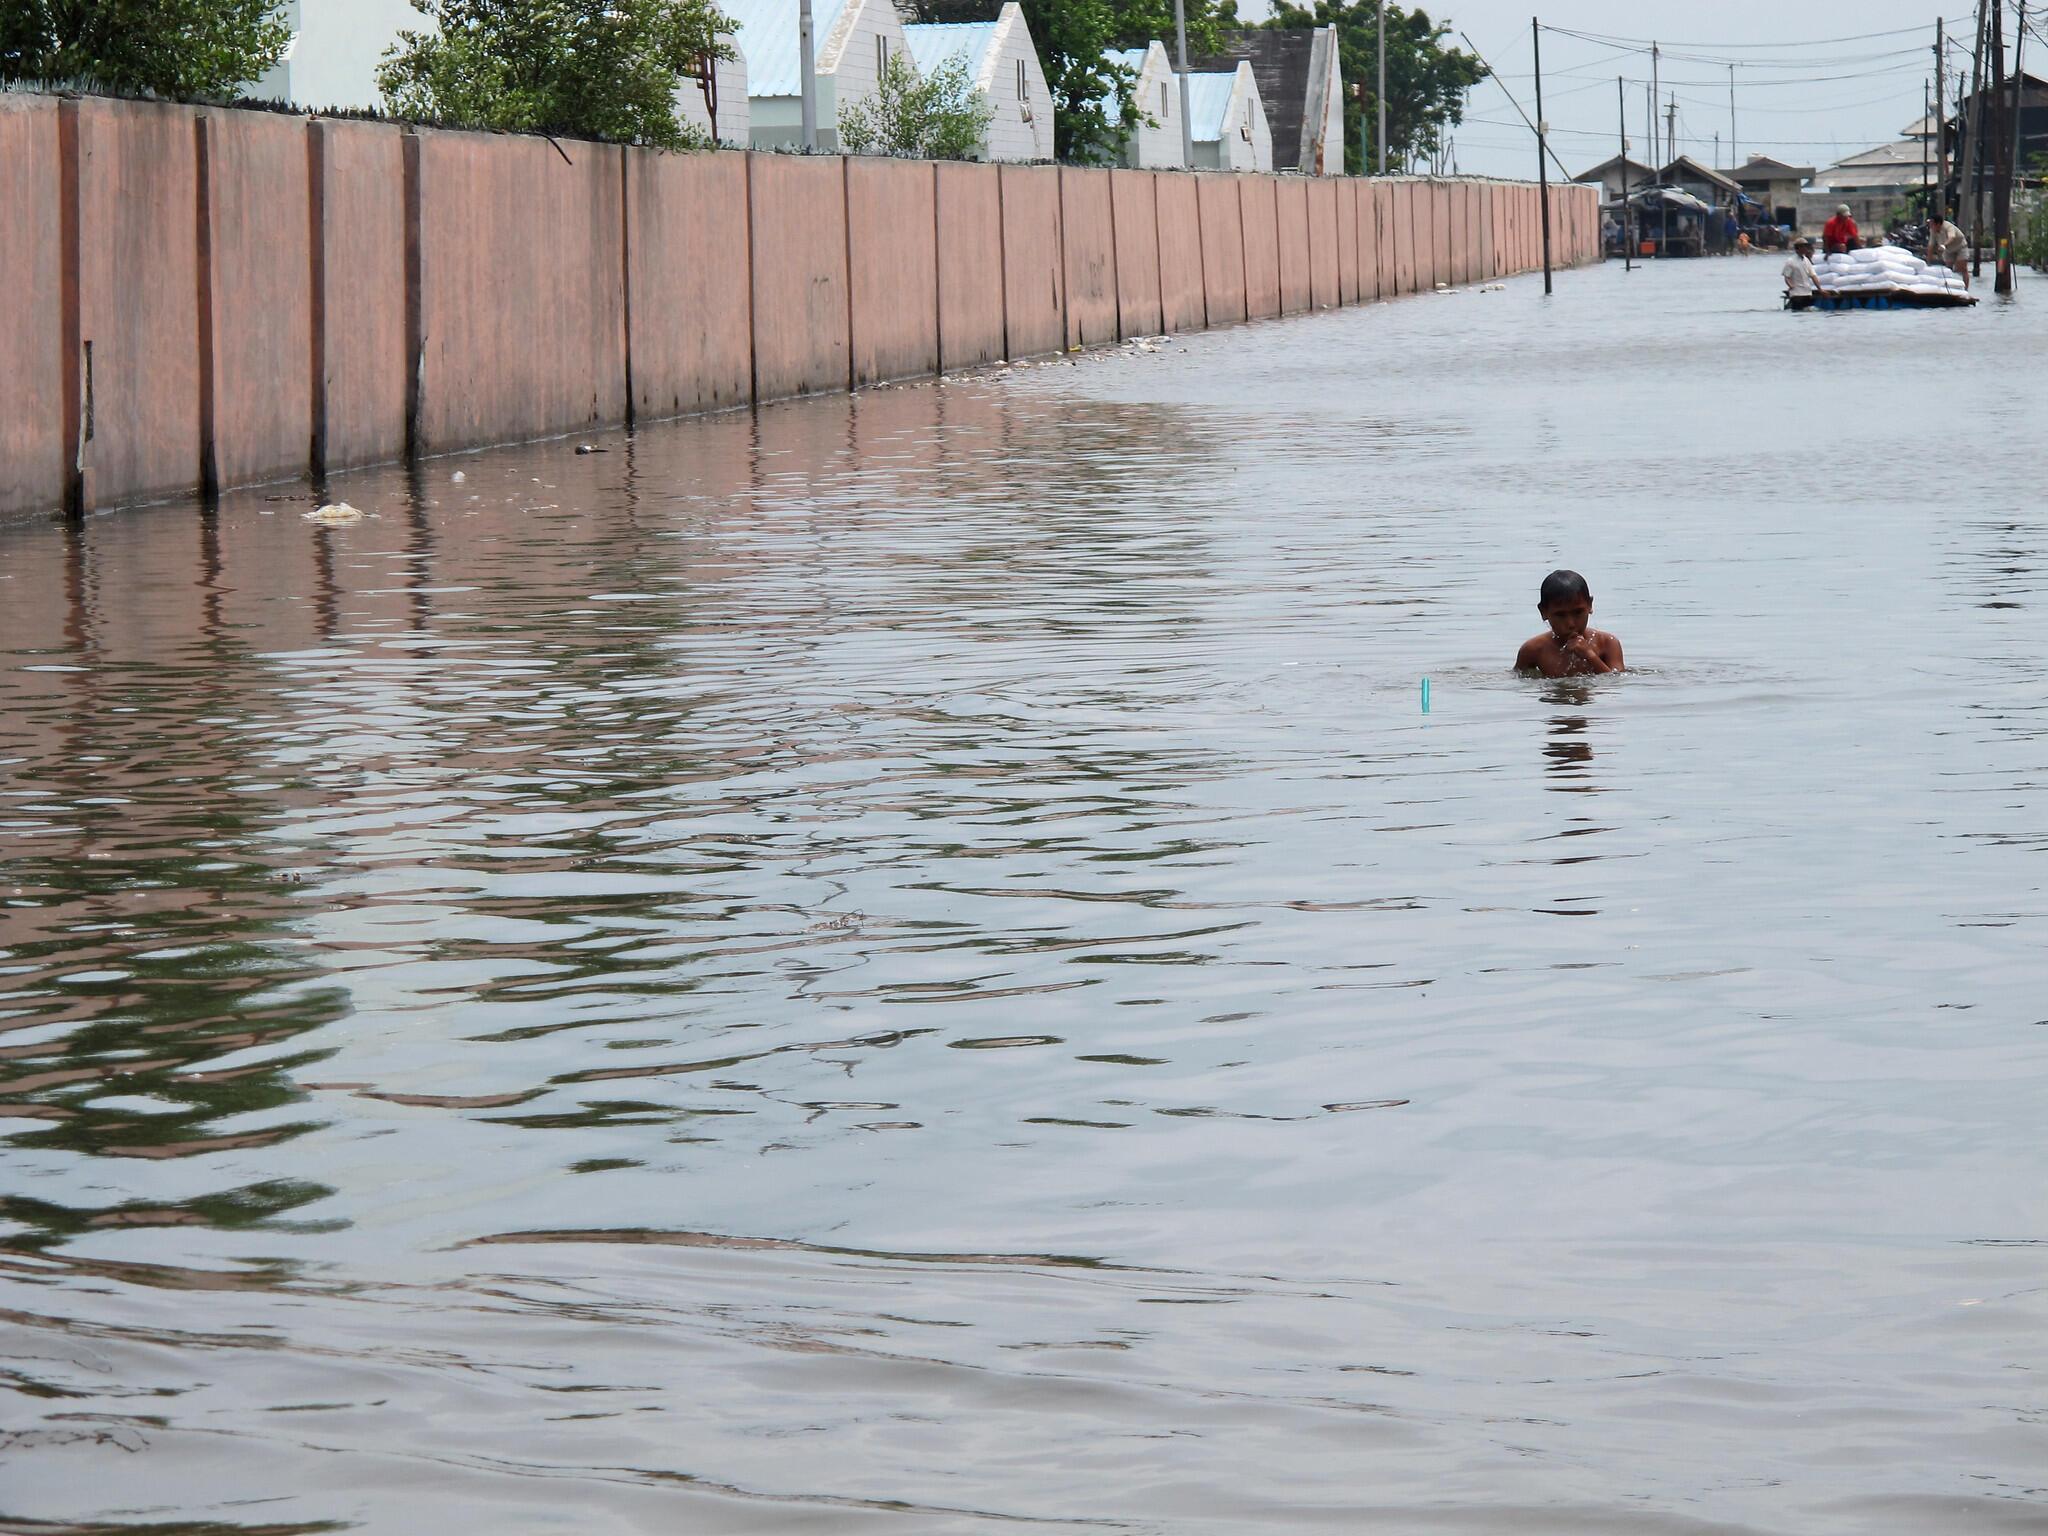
[877,34,888,74]
[1017,58,1027,100]
[1160,82,1168,117]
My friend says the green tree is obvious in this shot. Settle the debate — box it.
[1266,1,1485,175]
[839,50,994,159]
[376,0,733,149]
[1109,0,1238,58]
[0,0,291,98]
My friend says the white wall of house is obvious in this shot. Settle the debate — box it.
[748,0,909,151]
[1191,65,1269,173]
[1305,27,1344,174]
[674,39,751,146]
[977,6,1053,163]
[249,0,428,111]
[1116,43,1185,169]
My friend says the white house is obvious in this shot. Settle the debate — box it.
[903,4,1053,162]
[1187,64,1270,173]
[1104,42,1185,169]
[727,0,909,152]
[674,36,751,146]
[248,0,428,111]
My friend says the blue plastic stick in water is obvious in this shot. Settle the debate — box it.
[1421,677,1431,714]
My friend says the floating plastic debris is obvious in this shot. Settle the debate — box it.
[304,502,363,525]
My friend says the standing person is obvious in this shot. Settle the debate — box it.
[1927,211,1970,286]
[1781,238,1827,309]
[1823,203,1860,254]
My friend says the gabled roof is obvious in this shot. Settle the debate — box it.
[1574,153,1654,183]
[1186,69,1244,143]
[905,21,998,82]
[726,0,853,97]
[1660,155,1739,193]
[1189,30,1316,170]
[1727,155,1814,183]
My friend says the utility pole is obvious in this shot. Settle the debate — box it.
[1729,64,1737,168]
[798,0,818,150]
[1999,0,2025,292]
[1936,18,1949,207]
[1663,95,1676,254]
[1377,0,1388,174]
[1174,0,1194,168]
[1650,44,1660,167]
[1534,17,1553,294]
[1924,78,1933,218]
[1991,0,2010,289]
[1619,76,1632,271]
[1645,80,1657,256]
[1961,0,1988,275]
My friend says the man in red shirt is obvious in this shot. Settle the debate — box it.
[1822,203,1860,254]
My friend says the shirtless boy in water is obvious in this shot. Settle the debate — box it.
[1515,569,1624,676]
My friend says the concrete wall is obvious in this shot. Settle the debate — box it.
[749,153,850,400]
[935,160,1005,370]
[1242,175,1281,320]
[847,157,939,388]
[1000,164,1064,359]
[2,93,1603,521]
[627,145,753,419]
[1275,177,1310,315]
[0,96,64,519]
[201,109,312,492]
[1061,167,1117,352]
[312,120,407,470]
[1309,178,1340,309]
[1110,170,1163,338]
[414,130,626,454]
[1156,171,1206,332]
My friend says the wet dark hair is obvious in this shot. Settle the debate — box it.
[1539,569,1591,608]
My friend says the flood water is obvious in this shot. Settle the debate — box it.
[4,255,2047,1533]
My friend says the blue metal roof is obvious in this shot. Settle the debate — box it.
[725,0,852,98]
[905,21,997,81]
[1186,70,1237,142]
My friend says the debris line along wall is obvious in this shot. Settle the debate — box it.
[0,93,1601,521]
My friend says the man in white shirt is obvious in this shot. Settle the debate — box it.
[1781,238,1827,308]
[1927,213,1970,284]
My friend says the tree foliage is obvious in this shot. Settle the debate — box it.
[376,0,732,149]
[1267,1,1484,174]
[839,50,993,160]
[0,0,291,98]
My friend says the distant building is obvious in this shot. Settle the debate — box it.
[1941,70,2048,213]
[1105,42,1186,169]
[1186,64,1271,173]
[1572,153,1655,202]
[247,0,427,111]
[1804,118,1938,233]
[1725,156,1813,228]
[728,0,909,152]
[1189,28,1342,174]
[903,5,1053,162]
[675,37,750,146]
[1658,155,1740,207]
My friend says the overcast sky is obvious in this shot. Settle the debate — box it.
[1236,0,1993,180]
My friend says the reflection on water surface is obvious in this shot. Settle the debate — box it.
[4,261,2048,1533]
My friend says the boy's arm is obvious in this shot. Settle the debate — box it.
[1514,637,1544,672]
[1602,633,1625,672]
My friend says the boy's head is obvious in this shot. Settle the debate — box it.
[1538,569,1593,638]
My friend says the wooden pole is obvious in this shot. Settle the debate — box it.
[1534,17,1553,294]
[1619,77,1632,271]
[2001,0,2026,292]
[1992,0,2011,290]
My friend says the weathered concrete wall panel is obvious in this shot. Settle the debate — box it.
[0,97,65,519]
[1061,167,1117,350]
[1308,177,1340,308]
[312,120,407,471]
[1392,182,1415,294]
[1335,178,1359,305]
[74,98,203,510]
[1241,175,1281,320]
[202,110,310,492]
[416,131,626,452]
[1156,171,1205,332]
[1110,170,1162,338]
[1371,182,1392,299]
[1448,181,1469,285]
[935,160,1005,370]
[1275,177,1310,315]
[627,147,752,419]
[1431,181,1451,289]
[749,153,849,399]
[1000,164,1064,358]
[847,157,938,387]
[1196,174,1245,325]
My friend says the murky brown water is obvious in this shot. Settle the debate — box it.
[4,257,2048,1534]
